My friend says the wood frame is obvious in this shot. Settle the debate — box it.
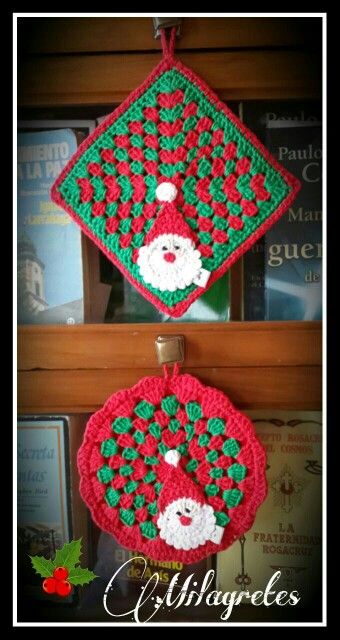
[18,322,322,413]
[18,17,321,53]
[18,50,321,107]
[18,16,322,106]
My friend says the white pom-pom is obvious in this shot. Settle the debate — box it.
[164,449,181,467]
[156,182,178,203]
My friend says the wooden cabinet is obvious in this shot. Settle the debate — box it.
[17,16,322,416]
[18,17,321,104]
[18,322,321,413]
[16,16,323,624]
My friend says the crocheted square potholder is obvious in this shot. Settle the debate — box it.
[51,28,300,317]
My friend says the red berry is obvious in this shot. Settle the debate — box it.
[55,580,72,597]
[42,577,57,594]
[53,566,69,581]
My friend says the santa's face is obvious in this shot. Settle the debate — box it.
[157,497,221,550]
[137,233,202,292]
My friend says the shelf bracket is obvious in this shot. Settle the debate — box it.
[155,335,185,365]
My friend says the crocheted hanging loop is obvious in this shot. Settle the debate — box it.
[77,364,267,564]
[51,25,300,317]
[160,26,177,59]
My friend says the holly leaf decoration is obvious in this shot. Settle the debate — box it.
[68,567,97,586]
[29,555,55,578]
[53,538,82,570]
[30,538,97,592]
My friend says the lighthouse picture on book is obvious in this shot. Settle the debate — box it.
[17,128,84,324]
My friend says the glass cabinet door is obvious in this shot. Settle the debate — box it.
[16,15,323,624]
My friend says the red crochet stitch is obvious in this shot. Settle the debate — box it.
[77,367,267,564]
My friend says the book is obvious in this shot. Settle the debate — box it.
[17,127,87,324]
[242,102,322,320]
[18,119,95,140]
[17,417,72,606]
[264,122,322,320]
[242,237,265,321]
[79,527,216,622]
[217,411,322,613]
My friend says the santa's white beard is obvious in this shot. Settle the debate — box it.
[157,498,222,550]
[137,234,202,292]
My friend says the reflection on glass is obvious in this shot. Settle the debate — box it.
[100,255,230,323]
[242,101,322,321]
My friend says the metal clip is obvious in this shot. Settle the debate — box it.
[155,335,185,365]
[153,17,182,39]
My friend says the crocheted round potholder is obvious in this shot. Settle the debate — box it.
[78,368,267,564]
[51,27,300,318]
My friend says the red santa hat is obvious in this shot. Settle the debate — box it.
[144,182,196,245]
[157,450,206,514]
[144,202,197,246]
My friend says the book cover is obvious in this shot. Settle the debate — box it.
[17,417,72,605]
[242,102,322,320]
[264,122,322,320]
[242,237,265,321]
[79,528,216,622]
[18,119,95,138]
[17,128,84,324]
[217,411,322,611]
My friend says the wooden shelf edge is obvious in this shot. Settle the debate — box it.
[18,321,322,371]
[18,365,322,415]
[18,320,322,334]
[18,50,321,107]
[18,17,322,55]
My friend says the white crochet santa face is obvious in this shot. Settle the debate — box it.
[137,233,202,292]
[157,497,224,550]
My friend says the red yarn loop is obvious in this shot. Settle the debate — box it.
[160,27,177,58]
[173,362,180,377]
[163,362,180,380]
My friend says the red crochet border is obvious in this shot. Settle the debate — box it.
[77,372,267,564]
[51,53,300,318]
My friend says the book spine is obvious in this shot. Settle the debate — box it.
[243,238,265,320]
